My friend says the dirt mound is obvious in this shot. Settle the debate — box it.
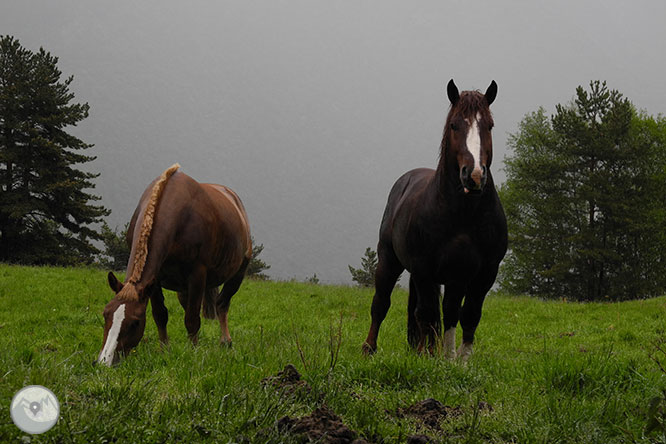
[476,401,493,413]
[277,404,368,444]
[396,399,494,442]
[406,434,435,444]
[261,364,311,396]
[396,398,463,431]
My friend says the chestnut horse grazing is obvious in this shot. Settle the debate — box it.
[362,80,507,361]
[97,164,251,366]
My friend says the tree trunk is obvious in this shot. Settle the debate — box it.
[597,226,607,300]
[1,161,13,261]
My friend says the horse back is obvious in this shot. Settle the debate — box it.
[127,171,250,290]
[380,168,434,229]
[378,168,435,259]
[201,183,252,259]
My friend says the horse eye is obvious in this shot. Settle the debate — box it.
[450,122,459,131]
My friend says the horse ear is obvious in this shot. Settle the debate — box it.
[447,79,459,105]
[108,272,124,294]
[485,80,497,106]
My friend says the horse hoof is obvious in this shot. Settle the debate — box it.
[456,343,473,363]
[220,339,233,348]
[416,346,435,356]
[361,342,376,356]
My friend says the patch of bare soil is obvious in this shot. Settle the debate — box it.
[396,398,463,431]
[397,398,493,443]
[261,364,311,397]
[406,434,435,444]
[277,404,368,444]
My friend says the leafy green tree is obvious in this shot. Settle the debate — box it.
[348,247,378,287]
[98,222,130,271]
[0,36,109,264]
[246,236,271,280]
[501,81,666,301]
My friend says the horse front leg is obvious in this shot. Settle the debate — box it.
[184,265,207,346]
[216,259,249,347]
[442,282,465,359]
[457,268,498,362]
[150,285,169,345]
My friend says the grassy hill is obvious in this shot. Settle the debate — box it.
[1,264,665,443]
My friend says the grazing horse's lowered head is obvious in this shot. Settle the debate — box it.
[97,273,148,366]
[442,79,497,195]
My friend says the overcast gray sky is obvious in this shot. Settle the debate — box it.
[2,1,665,283]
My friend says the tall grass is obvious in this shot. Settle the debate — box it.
[1,264,665,443]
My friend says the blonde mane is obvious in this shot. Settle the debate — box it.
[118,163,180,301]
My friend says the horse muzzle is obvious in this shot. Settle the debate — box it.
[95,352,120,367]
[460,165,487,193]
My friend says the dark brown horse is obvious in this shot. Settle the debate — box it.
[96,164,252,366]
[362,80,507,360]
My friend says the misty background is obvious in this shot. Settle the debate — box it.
[2,1,665,283]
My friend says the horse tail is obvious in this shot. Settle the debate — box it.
[407,276,419,349]
[202,287,218,319]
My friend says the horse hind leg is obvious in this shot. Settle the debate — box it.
[362,251,403,355]
[184,265,207,346]
[177,291,188,311]
[411,277,441,354]
[216,259,249,347]
[407,278,419,349]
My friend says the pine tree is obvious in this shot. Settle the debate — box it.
[246,236,271,280]
[348,247,378,287]
[501,81,666,301]
[0,36,109,264]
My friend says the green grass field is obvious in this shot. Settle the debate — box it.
[1,264,666,443]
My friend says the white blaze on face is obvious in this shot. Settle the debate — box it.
[466,113,482,172]
[98,304,126,366]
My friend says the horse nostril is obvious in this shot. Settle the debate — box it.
[461,166,469,179]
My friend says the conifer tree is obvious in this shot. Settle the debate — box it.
[0,36,109,264]
[246,236,271,280]
[349,247,378,288]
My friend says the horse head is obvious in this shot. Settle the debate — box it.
[96,272,148,366]
[444,79,497,194]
